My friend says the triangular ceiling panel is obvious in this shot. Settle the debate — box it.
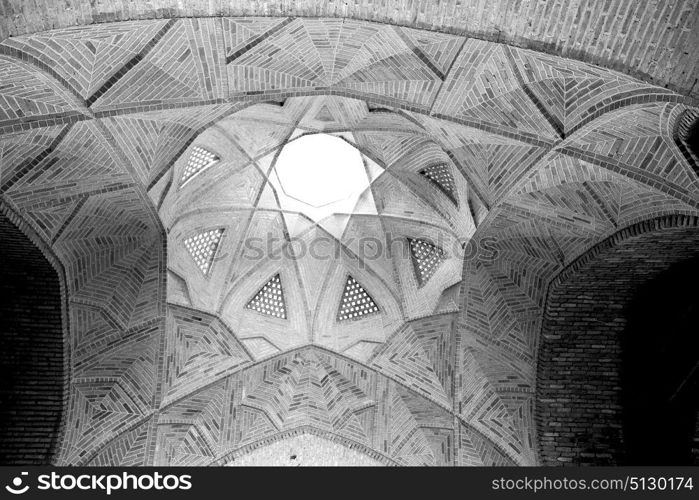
[387,386,436,465]
[228,19,328,92]
[218,119,292,158]
[298,97,369,131]
[88,419,152,466]
[94,19,225,108]
[459,348,527,462]
[24,196,83,241]
[410,315,455,398]
[370,326,451,408]
[3,20,171,99]
[245,273,287,319]
[126,238,163,328]
[103,115,199,185]
[180,146,220,187]
[568,104,697,193]
[222,17,292,59]
[5,122,130,199]
[419,163,458,205]
[0,58,79,123]
[71,239,155,328]
[399,27,464,76]
[509,48,669,134]
[432,39,559,140]
[164,310,252,404]
[337,275,380,322]
[354,130,425,167]
[449,142,545,204]
[408,237,447,287]
[0,126,65,187]
[183,228,224,276]
[372,173,448,227]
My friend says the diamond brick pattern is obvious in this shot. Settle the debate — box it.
[245,274,287,319]
[337,275,379,321]
[183,228,223,275]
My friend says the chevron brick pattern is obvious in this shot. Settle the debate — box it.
[0,13,697,467]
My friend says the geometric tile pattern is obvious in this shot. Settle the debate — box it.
[2,0,697,100]
[419,163,458,204]
[180,146,219,187]
[337,276,379,321]
[163,306,252,406]
[1,21,170,100]
[89,19,226,109]
[370,325,452,408]
[183,228,223,276]
[0,57,80,123]
[227,18,442,107]
[245,274,287,319]
[152,347,519,466]
[408,238,446,286]
[1,15,697,467]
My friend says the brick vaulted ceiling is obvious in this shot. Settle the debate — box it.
[0,7,698,466]
[1,0,698,99]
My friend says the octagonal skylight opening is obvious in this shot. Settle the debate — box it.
[270,134,376,230]
[275,134,367,208]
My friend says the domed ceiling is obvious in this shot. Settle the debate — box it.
[0,11,697,466]
[163,96,471,362]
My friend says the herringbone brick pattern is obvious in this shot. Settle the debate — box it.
[0,14,697,466]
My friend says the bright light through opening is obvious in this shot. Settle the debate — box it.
[275,134,368,208]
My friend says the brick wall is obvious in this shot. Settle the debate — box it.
[0,213,65,464]
[537,222,699,466]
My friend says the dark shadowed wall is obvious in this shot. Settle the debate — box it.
[537,220,699,466]
[0,214,65,464]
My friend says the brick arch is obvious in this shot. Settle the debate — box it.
[0,126,169,464]
[536,214,699,465]
[0,1,697,98]
[674,107,699,178]
[0,202,70,464]
[210,426,397,466]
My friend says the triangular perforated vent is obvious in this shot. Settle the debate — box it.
[180,146,219,187]
[419,163,457,204]
[183,228,223,275]
[408,238,446,286]
[246,274,287,319]
[337,275,379,322]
